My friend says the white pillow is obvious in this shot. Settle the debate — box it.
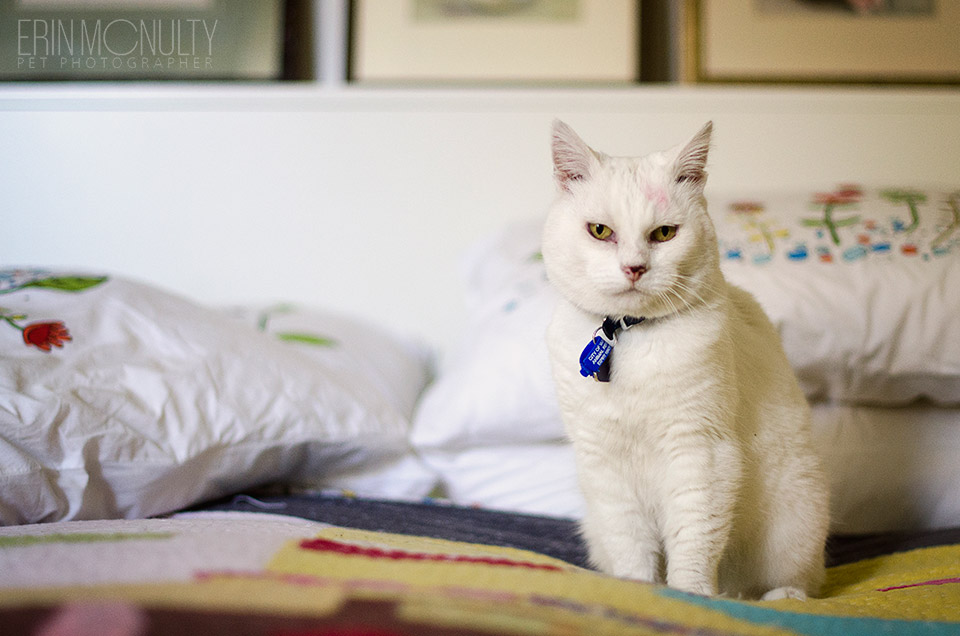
[809,402,960,534]
[419,442,585,519]
[225,303,431,423]
[713,186,960,405]
[0,269,435,524]
[412,218,563,450]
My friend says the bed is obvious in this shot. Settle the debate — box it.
[2,86,960,634]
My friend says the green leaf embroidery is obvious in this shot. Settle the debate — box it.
[257,303,296,332]
[933,192,960,247]
[20,276,108,292]
[276,332,337,347]
[881,189,927,233]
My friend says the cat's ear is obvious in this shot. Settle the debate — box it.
[552,120,599,192]
[673,121,712,188]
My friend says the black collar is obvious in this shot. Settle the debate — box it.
[598,315,646,342]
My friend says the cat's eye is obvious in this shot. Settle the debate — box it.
[588,223,613,241]
[650,225,678,243]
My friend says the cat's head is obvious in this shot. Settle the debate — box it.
[541,120,721,320]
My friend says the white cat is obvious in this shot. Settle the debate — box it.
[542,121,829,600]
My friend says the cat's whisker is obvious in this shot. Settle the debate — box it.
[670,278,710,311]
[656,288,685,316]
[675,271,719,296]
[674,272,724,308]
[667,289,694,314]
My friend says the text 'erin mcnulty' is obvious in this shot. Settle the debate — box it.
[16,19,218,72]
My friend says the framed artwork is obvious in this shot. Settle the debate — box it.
[689,0,960,84]
[350,0,639,83]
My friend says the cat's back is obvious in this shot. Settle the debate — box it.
[725,281,804,399]
[725,282,780,341]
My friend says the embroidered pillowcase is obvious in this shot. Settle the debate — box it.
[0,270,434,524]
[713,186,960,404]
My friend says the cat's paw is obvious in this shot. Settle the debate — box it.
[761,586,808,601]
[666,575,716,597]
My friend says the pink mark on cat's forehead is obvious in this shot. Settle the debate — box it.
[642,183,670,211]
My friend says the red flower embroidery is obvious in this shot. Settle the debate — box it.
[813,192,857,206]
[729,201,765,214]
[836,184,864,199]
[22,321,72,352]
[1,273,105,353]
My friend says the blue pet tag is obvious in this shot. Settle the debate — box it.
[579,333,614,379]
[578,316,646,382]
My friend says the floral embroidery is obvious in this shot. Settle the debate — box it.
[933,192,960,248]
[882,188,927,234]
[803,186,862,246]
[729,201,765,215]
[1,312,72,351]
[0,271,107,352]
[720,186,960,265]
[21,320,72,351]
[2,310,74,352]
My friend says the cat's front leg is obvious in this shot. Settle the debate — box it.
[579,499,662,583]
[573,447,663,583]
[660,438,739,596]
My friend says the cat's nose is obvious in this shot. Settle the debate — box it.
[621,264,646,282]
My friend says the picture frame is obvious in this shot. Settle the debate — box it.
[349,0,639,84]
[688,0,960,84]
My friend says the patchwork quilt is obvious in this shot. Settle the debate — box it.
[1,511,958,636]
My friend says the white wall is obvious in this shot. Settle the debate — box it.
[2,85,959,350]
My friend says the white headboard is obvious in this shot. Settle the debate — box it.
[2,85,959,350]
